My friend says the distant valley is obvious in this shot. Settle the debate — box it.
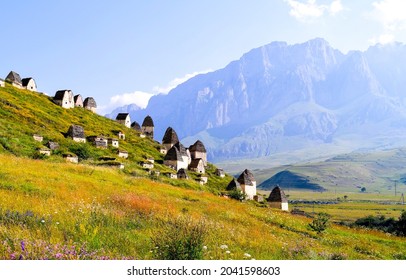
[255,148,406,195]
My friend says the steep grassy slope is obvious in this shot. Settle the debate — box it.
[0,84,231,193]
[0,84,160,161]
[1,84,405,260]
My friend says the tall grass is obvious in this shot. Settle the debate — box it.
[151,215,207,260]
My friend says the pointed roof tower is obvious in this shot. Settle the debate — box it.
[237,169,255,186]
[164,145,182,161]
[189,140,207,153]
[142,115,154,127]
[131,121,141,131]
[173,141,188,157]
[162,127,179,145]
[268,185,288,203]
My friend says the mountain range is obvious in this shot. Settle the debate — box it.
[109,38,406,164]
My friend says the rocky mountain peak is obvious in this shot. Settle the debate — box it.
[112,39,406,163]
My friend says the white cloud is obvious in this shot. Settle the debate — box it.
[285,0,324,20]
[285,0,343,21]
[109,91,154,109]
[99,70,211,114]
[371,0,406,30]
[368,0,406,46]
[329,0,343,15]
[98,91,153,115]
[152,70,211,94]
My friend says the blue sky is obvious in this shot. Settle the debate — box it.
[2,0,406,114]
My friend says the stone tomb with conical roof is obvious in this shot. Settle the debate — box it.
[84,97,97,113]
[141,115,154,139]
[189,140,207,166]
[268,185,289,211]
[173,141,191,165]
[162,127,179,151]
[237,169,257,200]
[131,121,141,132]
[163,145,188,171]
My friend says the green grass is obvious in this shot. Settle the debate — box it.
[1,84,406,260]
[258,190,406,223]
[1,154,406,260]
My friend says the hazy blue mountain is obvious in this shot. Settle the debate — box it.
[105,103,141,120]
[109,39,406,163]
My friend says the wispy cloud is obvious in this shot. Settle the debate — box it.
[368,0,406,46]
[285,0,343,22]
[98,91,153,115]
[152,70,211,94]
[99,70,211,114]
[368,33,395,45]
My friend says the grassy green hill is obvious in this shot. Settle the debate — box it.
[0,84,231,193]
[256,149,406,194]
[1,84,406,260]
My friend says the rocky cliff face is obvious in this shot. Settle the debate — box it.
[112,39,406,162]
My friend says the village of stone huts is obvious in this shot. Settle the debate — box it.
[1,70,289,211]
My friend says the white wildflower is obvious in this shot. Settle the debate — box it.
[244,253,251,258]
[220,245,228,250]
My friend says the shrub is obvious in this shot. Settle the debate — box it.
[308,213,330,234]
[228,189,246,201]
[151,216,207,260]
[353,211,406,236]
[69,144,92,160]
[354,215,396,233]
[32,152,47,160]
[395,210,406,236]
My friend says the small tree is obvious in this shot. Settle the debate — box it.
[308,213,330,234]
[361,187,366,193]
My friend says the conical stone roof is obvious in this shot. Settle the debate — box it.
[164,146,182,161]
[162,127,179,144]
[142,115,154,127]
[268,186,288,203]
[189,140,206,153]
[131,121,141,131]
[237,169,255,185]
